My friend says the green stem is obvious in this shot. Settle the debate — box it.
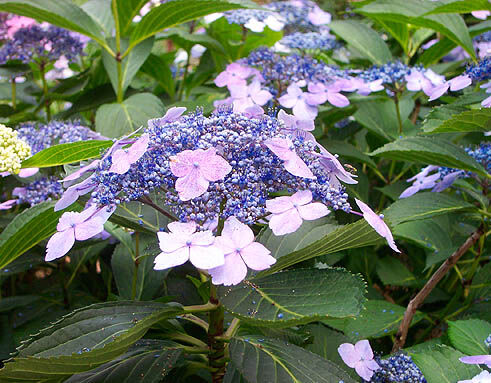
[112,0,124,103]
[39,62,51,121]
[131,232,140,300]
[208,284,226,383]
[11,78,16,110]
[170,332,208,348]
[394,93,403,135]
[183,301,218,313]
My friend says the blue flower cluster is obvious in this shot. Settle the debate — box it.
[370,354,426,383]
[223,9,276,26]
[18,120,102,155]
[89,107,350,227]
[268,1,323,31]
[465,57,491,82]
[474,31,491,43]
[359,62,417,84]
[15,176,63,206]
[485,333,491,349]
[0,25,84,65]
[242,47,347,91]
[279,32,339,51]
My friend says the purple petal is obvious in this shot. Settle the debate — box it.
[0,199,17,210]
[209,252,247,286]
[154,247,190,270]
[175,169,209,201]
[157,232,187,253]
[221,216,254,250]
[428,83,450,101]
[355,361,375,382]
[18,168,39,178]
[449,75,472,91]
[74,217,105,241]
[168,221,197,235]
[290,190,313,206]
[354,340,374,360]
[269,209,303,236]
[63,160,100,182]
[189,245,224,269]
[241,242,275,270]
[200,149,232,182]
[266,196,295,214]
[46,230,75,261]
[297,202,329,221]
[459,355,491,367]
[327,92,349,108]
[338,343,359,368]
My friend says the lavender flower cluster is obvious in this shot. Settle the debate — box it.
[400,143,491,199]
[18,120,103,155]
[268,0,331,31]
[359,62,415,84]
[0,24,84,65]
[370,354,427,383]
[278,32,339,51]
[89,107,350,226]
[465,57,491,82]
[13,176,63,206]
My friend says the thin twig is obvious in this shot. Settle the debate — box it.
[138,195,178,222]
[392,224,485,352]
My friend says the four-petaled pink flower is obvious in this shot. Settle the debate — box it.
[338,340,380,381]
[278,83,318,120]
[170,148,232,201]
[154,221,224,270]
[305,82,350,108]
[46,204,115,261]
[264,137,315,179]
[109,133,149,174]
[278,109,315,141]
[214,63,253,88]
[405,69,445,96]
[209,216,276,285]
[229,81,273,113]
[355,198,400,253]
[266,190,329,236]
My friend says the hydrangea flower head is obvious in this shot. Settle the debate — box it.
[338,340,380,381]
[155,221,224,270]
[370,353,426,383]
[209,216,276,285]
[0,124,31,174]
[355,198,400,253]
[109,133,150,175]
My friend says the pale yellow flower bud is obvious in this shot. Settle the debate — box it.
[0,124,31,174]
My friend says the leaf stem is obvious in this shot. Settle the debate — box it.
[392,224,485,352]
[394,93,403,135]
[112,0,124,103]
[131,232,140,300]
[208,283,226,383]
[39,62,51,121]
[11,78,16,110]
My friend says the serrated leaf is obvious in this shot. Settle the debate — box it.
[81,0,114,36]
[0,202,82,270]
[410,345,482,383]
[218,268,366,327]
[470,262,491,300]
[384,192,475,226]
[141,54,175,98]
[127,0,252,53]
[95,93,163,138]
[425,0,491,15]
[423,105,491,134]
[318,139,377,169]
[0,302,183,381]
[116,0,148,35]
[324,300,425,341]
[330,20,392,64]
[0,0,107,48]
[65,340,181,383]
[448,319,491,356]
[0,296,39,314]
[21,140,112,169]
[370,137,489,178]
[356,0,476,59]
[229,336,357,383]
[258,219,383,277]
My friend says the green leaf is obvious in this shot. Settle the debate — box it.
[370,137,489,178]
[102,37,154,95]
[423,107,491,134]
[0,0,108,49]
[258,219,383,277]
[470,262,491,300]
[384,192,475,226]
[218,268,366,327]
[376,19,409,53]
[127,0,251,54]
[0,296,39,314]
[0,202,82,270]
[356,0,476,59]
[376,257,418,287]
[116,0,148,35]
[354,97,415,141]
[81,0,115,36]
[159,27,225,54]
[410,345,482,383]
[141,54,175,98]
[324,300,425,341]
[65,340,181,383]
[330,20,392,64]
[21,140,112,169]
[448,319,491,356]
[318,139,377,169]
[95,93,164,138]
[229,336,357,383]
[0,302,183,381]
[425,0,491,15]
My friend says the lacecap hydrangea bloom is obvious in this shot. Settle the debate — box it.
[0,124,31,174]
[46,106,400,285]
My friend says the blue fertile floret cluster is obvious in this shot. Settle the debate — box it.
[90,107,350,227]
[370,354,427,383]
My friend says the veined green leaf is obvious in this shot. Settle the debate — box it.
[448,319,491,356]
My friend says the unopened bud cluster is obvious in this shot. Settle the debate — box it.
[0,124,31,174]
